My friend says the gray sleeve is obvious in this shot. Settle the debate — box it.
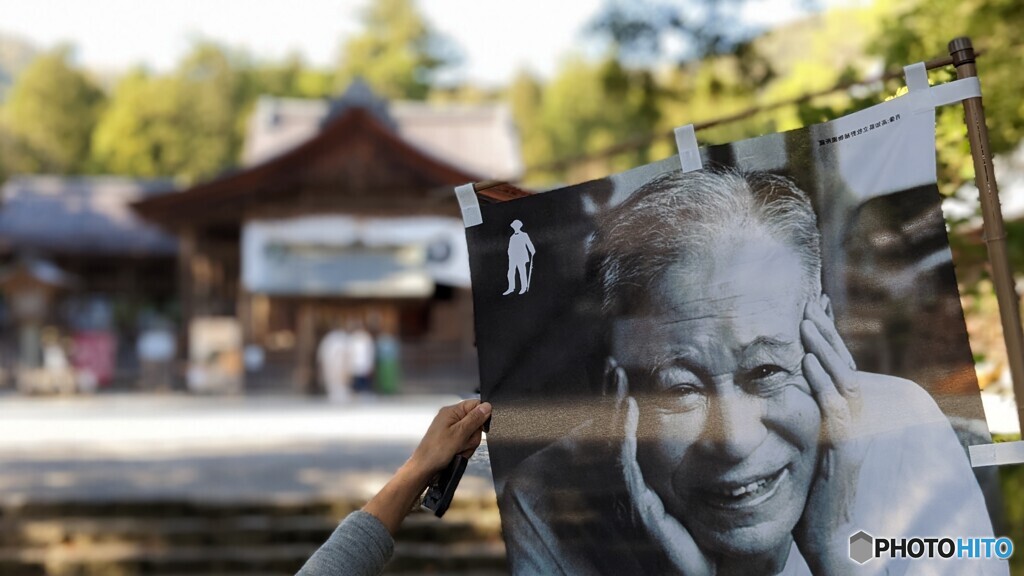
[297,510,395,576]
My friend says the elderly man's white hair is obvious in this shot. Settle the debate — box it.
[591,168,823,316]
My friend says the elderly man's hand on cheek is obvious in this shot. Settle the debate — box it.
[795,296,870,575]
[604,357,715,576]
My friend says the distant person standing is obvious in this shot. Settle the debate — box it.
[503,219,536,296]
[317,328,351,402]
[349,324,376,394]
[374,331,400,395]
[137,323,176,391]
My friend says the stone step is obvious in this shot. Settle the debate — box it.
[0,495,499,520]
[0,540,507,575]
[0,509,502,547]
[0,497,506,574]
[0,543,320,575]
[400,509,503,543]
[0,500,354,521]
[0,515,335,548]
[156,571,509,576]
[388,541,508,573]
[154,565,507,569]
[155,569,292,573]
[386,572,507,576]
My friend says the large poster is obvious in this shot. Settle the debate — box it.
[466,93,1008,574]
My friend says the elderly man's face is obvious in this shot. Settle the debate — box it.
[613,234,821,559]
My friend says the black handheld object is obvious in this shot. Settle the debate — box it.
[421,454,468,518]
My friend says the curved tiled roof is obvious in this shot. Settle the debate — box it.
[243,94,522,181]
[0,176,177,256]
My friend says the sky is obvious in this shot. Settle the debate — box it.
[0,0,839,86]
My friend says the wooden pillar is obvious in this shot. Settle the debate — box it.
[236,288,251,389]
[177,228,197,370]
[294,302,316,394]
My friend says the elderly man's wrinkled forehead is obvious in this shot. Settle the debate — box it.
[603,224,821,317]
[608,232,814,375]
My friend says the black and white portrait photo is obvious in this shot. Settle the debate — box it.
[465,95,1008,575]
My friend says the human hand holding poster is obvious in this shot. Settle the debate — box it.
[465,90,1010,574]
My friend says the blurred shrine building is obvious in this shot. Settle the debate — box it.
[131,83,524,394]
[0,177,178,391]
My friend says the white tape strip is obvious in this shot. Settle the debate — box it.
[969,440,1024,467]
[674,124,702,173]
[913,77,982,113]
[454,183,482,228]
[903,62,928,92]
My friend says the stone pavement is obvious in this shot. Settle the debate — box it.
[0,393,498,506]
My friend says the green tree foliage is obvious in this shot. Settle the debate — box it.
[92,42,334,182]
[577,0,1021,200]
[874,0,1022,149]
[244,53,333,101]
[873,0,1024,193]
[91,42,244,182]
[335,0,457,100]
[176,43,247,180]
[587,0,783,63]
[0,46,105,175]
[516,0,873,184]
[509,55,660,185]
[91,69,187,178]
[654,55,768,151]
[507,71,550,179]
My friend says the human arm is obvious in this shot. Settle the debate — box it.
[296,510,393,576]
[296,399,492,576]
[364,399,491,533]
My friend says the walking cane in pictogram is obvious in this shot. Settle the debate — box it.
[525,252,534,292]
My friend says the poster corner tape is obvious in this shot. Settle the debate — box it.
[903,61,928,92]
[454,183,483,228]
[969,440,1024,467]
[674,124,702,173]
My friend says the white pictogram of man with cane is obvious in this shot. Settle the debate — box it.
[503,219,536,296]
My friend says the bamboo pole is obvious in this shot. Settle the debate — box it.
[949,37,1024,433]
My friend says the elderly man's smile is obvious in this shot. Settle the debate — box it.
[701,467,788,509]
